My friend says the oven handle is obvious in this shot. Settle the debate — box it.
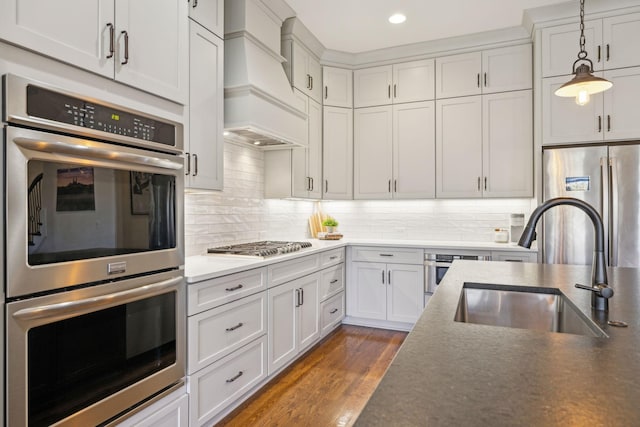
[12,276,182,321]
[13,137,184,171]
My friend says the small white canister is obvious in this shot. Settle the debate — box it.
[494,228,509,243]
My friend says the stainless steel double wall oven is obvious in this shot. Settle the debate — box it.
[3,74,185,426]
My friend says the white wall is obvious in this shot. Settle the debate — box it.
[184,141,535,256]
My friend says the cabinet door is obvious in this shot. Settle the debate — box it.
[188,0,223,38]
[115,0,188,103]
[482,90,533,198]
[307,97,323,198]
[268,281,297,375]
[323,66,353,108]
[297,273,321,353]
[482,44,532,93]
[323,107,353,200]
[541,74,604,145]
[308,54,323,104]
[387,263,424,324]
[393,59,435,103]
[602,13,640,71]
[541,19,603,78]
[0,0,114,78]
[291,91,310,198]
[354,65,393,108]
[436,96,483,198]
[603,66,640,141]
[187,21,224,190]
[393,101,436,199]
[292,42,321,102]
[348,262,387,320]
[354,106,393,199]
[435,52,482,99]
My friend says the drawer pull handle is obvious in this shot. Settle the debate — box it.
[380,254,394,257]
[330,279,339,284]
[225,322,244,332]
[225,284,244,292]
[226,371,244,383]
[329,256,338,260]
[330,308,339,314]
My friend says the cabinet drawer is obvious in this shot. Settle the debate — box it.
[350,246,423,264]
[189,336,267,427]
[321,292,345,337]
[319,264,344,301]
[188,267,267,315]
[188,292,267,374]
[491,252,538,263]
[320,248,345,267]
[268,254,321,287]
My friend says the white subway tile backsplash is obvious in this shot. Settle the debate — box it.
[184,142,535,256]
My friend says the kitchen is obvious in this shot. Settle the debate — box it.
[2,0,640,426]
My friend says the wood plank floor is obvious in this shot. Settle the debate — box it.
[217,325,407,427]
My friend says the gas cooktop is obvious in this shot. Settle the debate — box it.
[207,241,312,257]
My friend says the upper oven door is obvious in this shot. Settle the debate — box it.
[5,126,184,298]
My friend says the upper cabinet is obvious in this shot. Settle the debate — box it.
[323,67,353,108]
[541,13,640,78]
[354,59,435,108]
[282,40,323,104]
[436,90,532,198]
[188,0,224,38]
[187,20,224,190]
[435,44,532,99]
[0,0,189,104]
[323,106,353,200]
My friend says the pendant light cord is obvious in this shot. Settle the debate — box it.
[578,0,587,60]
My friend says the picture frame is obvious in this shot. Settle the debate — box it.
[56,167,95,212]
[130,171,152,215]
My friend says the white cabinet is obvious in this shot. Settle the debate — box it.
[187,21,224,190]
[354,60,435,107]
[268,272,320,375]
[353,101,436,199]
[265,91,322,199]
[323,106,354,200]
[542,13,640,78]
[436,45,532,99]
[117,391,188,427]
[347,247,424,328]
[0,0,189,103]
[542,67,640,144]
[323,66,353,108]
[491,251,538,263]
[436,90,533,198]
[320,292,345,337]
[282,40,323,104]
[188,0,223,37]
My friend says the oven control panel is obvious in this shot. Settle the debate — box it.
[25,84,176,146]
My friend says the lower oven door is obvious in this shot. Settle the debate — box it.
[6,270,185,427]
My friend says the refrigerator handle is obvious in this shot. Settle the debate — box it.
[609,157,619,267]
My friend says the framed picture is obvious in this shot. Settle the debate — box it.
[56,167,95,211]
[130,171,152,215]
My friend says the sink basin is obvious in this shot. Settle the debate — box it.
[454,283,607,338]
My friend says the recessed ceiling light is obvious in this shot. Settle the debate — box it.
[388,13,406,24]
[254,141,261,145]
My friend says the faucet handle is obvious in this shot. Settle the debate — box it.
[575,283,614,299]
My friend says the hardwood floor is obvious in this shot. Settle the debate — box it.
[217,325,407,427]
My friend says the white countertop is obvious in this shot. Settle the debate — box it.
[185,238,537,283]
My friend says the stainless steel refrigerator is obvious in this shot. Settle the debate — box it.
[542,143,640,268]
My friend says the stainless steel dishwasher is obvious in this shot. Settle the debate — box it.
[424,252,491,305]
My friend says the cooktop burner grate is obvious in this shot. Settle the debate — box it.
[207,241,312,257]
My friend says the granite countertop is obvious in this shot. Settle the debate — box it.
[185,238,537,283]
[355,260,640,426]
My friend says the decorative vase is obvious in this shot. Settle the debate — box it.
[326,226,335,233]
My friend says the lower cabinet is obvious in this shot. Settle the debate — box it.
[320,291,345,337]
[268,272,320,375]
[348,262,424,325]
[189,336,268,426]
[116,389,188,427]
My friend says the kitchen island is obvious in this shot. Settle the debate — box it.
[355,260,640,426]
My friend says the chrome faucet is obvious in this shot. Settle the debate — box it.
[518,197,613,312]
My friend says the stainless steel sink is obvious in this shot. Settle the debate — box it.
[454,283,607,338]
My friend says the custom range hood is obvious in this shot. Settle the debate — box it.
[224,0,306,148]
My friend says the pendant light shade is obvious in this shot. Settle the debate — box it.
[554,0,612,105]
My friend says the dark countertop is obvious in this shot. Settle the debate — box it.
[355,260,640,426]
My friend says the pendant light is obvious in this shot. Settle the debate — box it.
[554,0,612,106]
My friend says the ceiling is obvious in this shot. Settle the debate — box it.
[283,0,572,53]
